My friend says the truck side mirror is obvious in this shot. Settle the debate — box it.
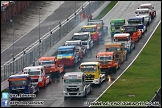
[96,56,97,58]
[152,7,154,9]
[79,67,80,69]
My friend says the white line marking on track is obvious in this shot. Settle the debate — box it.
[89,20,161,107]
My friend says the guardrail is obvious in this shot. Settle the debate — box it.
[1,1,106,82]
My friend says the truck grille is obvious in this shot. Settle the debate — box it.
[67,88,79,92]
[12,89,25,94]
[69,93,77,95]
[85,74,94,80]
[100,61,109,65]
[31,79,38,82]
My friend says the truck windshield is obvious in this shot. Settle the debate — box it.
[136,10,149,14]
[66,43,80,47]
[73,35,89,41]
[40,61,54,65]
[111,22,124,26]
[27,71,40,75]
[81,28,96,32]
[140,6,151,9]
[64,79,81,83]
[9,78,27,86]
[97,56,113,61]
[115,38,129,41]
[128,20,142,24]
[123,27,137,32]
[58,50,74,54]
[80,67,97,72]
[106,47,118,52]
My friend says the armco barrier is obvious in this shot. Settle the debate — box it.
[1,1,111,91]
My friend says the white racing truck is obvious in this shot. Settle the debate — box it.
[65,40,87,58]
[63,72,92,99]
[72,32,93,50]
[135,8,152,26]
[114,33,135,53]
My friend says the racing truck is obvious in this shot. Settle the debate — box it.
[127,17,147,34]
[80,25,100,43]
[65,40,87,58]
[63,72,92,99]
[8,74,39,100]
[135,8,152,25]
[122,24,142,42]
[96,52,120,79]
[72,32,93,50]
[105,42,127,64]
[79,62,105,85]
[23,66,50,88]
[88,19,108,36]
[38,56,64,79]
[57,46,80,67]
[139,3,156,19]
[114,33,135,53]
[110,19,125,37]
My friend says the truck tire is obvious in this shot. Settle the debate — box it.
[44,80,46,88]
[113,67,116,74]
[84,90,87,98]
[36,86,39,94]
[154,11,156,17]
[64,97,67,100]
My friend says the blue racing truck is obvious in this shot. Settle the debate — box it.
[57,46,80,67]
[127,16,147,34]
[8,74,39,100]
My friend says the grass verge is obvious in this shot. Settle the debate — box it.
[95,23,161,107]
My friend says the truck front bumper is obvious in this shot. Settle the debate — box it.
[86,78,100,84]
[63,91,85,97]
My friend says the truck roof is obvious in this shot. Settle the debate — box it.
[39,56,56,61]
[74,32,90,35]
[140,3,152,7]
[136,8,150,11]
[65,40,81,43]
[114,33,130,37]
[80,62,99,65]
[64,72,83,77]
[105,42,123,48]
[128,17,143,20]
[58,46,75,49]
[9,74,29,78]
[97,52,114,56]
[82,25,97,28]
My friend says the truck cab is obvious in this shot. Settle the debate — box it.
[63,72,92,99]
[8,74,39,100]
[114,33,135,53]
[57,46,80,67]
[139,3,156,19]
[38,56,64,79]
[79,62,105,85]
[135,8,152,25]
[65,40,87,58]
[72,32,93,50]
[81,25,100,43]
[23,66,50,88]
[110,19,125,37]
[122,24,142,42]
[127,17,147,34]
[105,42,127,64]
[88,19,108,36]
[96,52,119,78]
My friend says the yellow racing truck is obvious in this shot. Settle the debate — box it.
[105,42,127,63]
[79,62,105,85]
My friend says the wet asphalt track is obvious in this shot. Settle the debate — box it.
[9,1,161,107]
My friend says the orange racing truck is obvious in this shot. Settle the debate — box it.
[38,56,64,79]
[80,25,100,43]
[122,24,142,42]
[105,42,127,64]
[96,52,120,78]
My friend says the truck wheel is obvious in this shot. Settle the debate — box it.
[84,90,87,98]
[64,97,67,100]
[154,11,156,17]
[36,87,39,94]
[44,81,46,88]
[113,67,116,74]
[118,64,120,70]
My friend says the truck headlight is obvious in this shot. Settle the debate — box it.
[108,66,110,68]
